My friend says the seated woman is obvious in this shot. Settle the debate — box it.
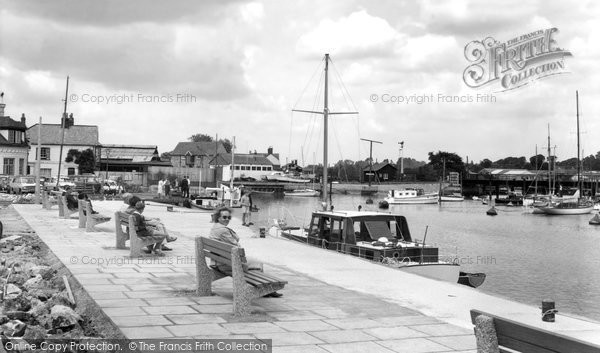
[130,200,167,256]
[78,193,99,215]
[125,196,177,250]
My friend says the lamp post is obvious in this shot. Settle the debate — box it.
[398,141,404,181]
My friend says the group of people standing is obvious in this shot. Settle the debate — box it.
[157,176,190,199]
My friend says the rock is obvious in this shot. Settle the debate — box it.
[47,292,73,308]
[5,312,32,322]
[4,283,22,298]
[0,316,8,325]
[29,288,59,301]
[22,325,47,341]
[2,295,31,312]
[50,305,82,332]
[23,275,43,290]
[0,235,21,244]
[29,265,53,280]
[1,320,27,337]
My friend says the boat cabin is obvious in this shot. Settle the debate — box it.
[305,211,439,263]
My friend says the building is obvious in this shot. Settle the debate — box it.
[209,153,275,181]
[99,144,164,173]
[0,102,29,176]
[170,141,228,168]
[362,162,397,182]
[26,115,100,177]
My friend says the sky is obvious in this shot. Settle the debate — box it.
[1,0,599,166]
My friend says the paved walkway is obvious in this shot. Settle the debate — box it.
[8,200,600,351]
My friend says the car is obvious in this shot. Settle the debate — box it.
[9,176,37,194]
[44,177,76,191]
[70,174,102,193]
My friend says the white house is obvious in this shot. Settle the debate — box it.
[210,153,275,182]
[0,102,29,176]
[26,116,100,177]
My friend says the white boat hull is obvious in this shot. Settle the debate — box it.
[284,189,319,197]
[394,263,460,283]
[384,197,438,205]
[538,206,594,215]
[440,195,464,202]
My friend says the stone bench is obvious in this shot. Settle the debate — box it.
[77,200,111,232]
[195,236,287,316]
[114,211,165,257]
[42,190,60,210]
[59,195,78,219]
[470,309,600,353]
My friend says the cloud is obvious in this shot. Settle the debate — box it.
[296,10,401,59]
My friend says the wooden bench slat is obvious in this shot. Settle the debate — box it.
[245,271,287,285]
[471,310,600,353]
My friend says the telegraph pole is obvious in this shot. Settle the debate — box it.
[360,138,382,187]
[398,141,404,181]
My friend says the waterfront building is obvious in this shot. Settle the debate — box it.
[26,115,100,177]
[209,153,275,182]
[362,161,397,182]
[0,102,29,176]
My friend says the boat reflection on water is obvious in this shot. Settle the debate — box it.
[270,210,486,288]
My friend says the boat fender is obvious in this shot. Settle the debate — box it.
[392,251,401,259]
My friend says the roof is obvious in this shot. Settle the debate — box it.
[480,168,536,175]
[362,162,397,172]
[27,124,99,145]
[0,116,27,131]
[209,154,273,166]
[171,141,227,156]
[101,144,159,162]
[313,210,403,218]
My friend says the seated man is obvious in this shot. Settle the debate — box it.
[130,200,167,256]
[209,207,282,298]
[63,187,79,211]
[125,196,177,250]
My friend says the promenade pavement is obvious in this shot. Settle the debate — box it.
[8,200,600,352]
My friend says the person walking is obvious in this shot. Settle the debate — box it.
[240,191,251,226]
[181,176,189,198]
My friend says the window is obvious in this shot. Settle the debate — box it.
[41,168,52,177]
[3,158,15,175]
[235,165,240,170]
[18,159,24,175]
[251,166,257,171]
[67,168,75,176]
[38,147,51,160]
[8,130,20,143]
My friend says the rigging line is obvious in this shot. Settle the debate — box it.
[330,58,360,112]
[292,56,326,111]
[330,119,351,182]
[303,70,325,153]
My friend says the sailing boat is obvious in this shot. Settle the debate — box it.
[538,91,593,215]
[274,54,484,286]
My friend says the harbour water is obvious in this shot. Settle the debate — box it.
[249,193,600,321]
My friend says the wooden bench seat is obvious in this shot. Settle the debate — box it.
[195,236,287,316]
[470,309,600,353]
[77,200,110,231]
[114,211,165,257]
[59,194,78,219]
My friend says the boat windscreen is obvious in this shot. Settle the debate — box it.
[364,221,393,241]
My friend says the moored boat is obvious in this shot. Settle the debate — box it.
[272,210,483,286]
[284,188,320,197]
[384,189,438,205]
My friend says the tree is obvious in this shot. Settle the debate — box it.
[65,148,96,174]
[189,134,213,142]
[427,151,465,177]
[479,159,493,168]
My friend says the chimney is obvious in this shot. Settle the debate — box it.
[21,113,26,125]
[267,146,273,155]
[0,103,5,117]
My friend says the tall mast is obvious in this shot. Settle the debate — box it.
[323,54,329,204]
[547,124,551,195]
[292,54,358,209]
[576,90,581,196]
[230,136,235,207]
[56,76,69,186]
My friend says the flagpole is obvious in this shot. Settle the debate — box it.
[56,76,69,187]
